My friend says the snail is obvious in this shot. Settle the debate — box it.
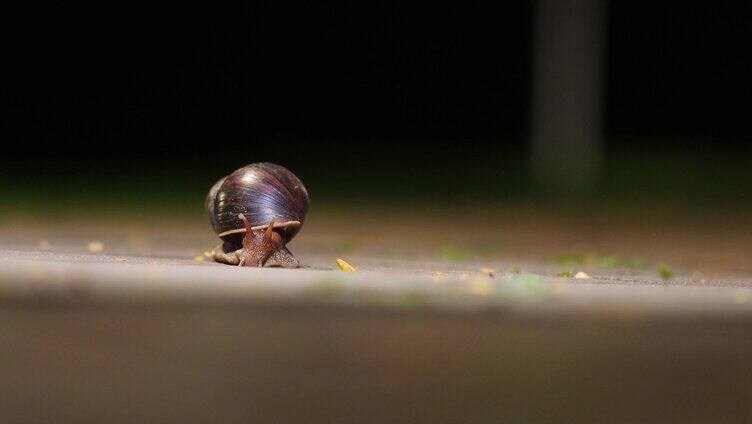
[206,162,309,268]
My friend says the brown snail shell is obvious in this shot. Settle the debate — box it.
[207,163,309,247]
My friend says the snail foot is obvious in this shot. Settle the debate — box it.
[264,247,300,268]
[212,243,241,265]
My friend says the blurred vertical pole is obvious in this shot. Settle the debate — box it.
[531,0,606,193]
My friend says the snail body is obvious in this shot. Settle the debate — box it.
[206,162,309,268]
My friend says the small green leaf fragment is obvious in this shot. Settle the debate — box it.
[658,264,675,280]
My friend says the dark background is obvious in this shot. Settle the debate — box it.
[3,2,751,208]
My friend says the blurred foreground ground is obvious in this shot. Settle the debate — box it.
[1,205,752,422]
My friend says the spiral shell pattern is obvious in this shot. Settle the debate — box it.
[207,163,309,242]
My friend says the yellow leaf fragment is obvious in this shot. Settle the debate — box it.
[574,271,590,279]
[87,241,105,253]
[194,255,205,262]
[481,267,495,277]
[336,258,357,272]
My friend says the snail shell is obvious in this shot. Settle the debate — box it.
[206,163,309,245]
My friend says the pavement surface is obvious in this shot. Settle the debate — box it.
[1,207,752,422]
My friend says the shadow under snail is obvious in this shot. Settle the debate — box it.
[206,162,309,268]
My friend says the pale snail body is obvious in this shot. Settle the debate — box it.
[206,162,309,267]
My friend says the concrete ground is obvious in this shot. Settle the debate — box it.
[1,206,751,422]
